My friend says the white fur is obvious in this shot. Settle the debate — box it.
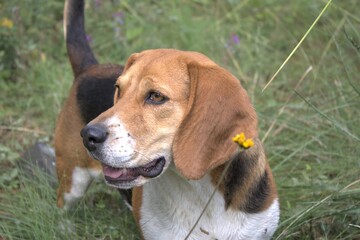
[139,166,279,240]
[63,167,101,209]
[95,116,136,168]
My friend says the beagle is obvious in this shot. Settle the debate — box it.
[81,49,280,239]
[55,0,130,208]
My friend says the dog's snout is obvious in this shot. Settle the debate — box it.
[81,124,108,151]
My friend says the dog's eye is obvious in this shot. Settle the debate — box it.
[145,91,168,105]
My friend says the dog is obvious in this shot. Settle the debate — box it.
[81,49,280,239]
[55,0,130,209]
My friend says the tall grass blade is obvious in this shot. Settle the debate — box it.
[262,0,333,92]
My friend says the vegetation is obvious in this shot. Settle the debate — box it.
[1,0,359,239]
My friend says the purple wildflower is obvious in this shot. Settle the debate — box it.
[232,34,240,45]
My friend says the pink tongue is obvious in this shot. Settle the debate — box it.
[102,165,125,179]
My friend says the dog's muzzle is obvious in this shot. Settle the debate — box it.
[81,123,166,187]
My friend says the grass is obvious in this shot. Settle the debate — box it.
[1,166,138,239]
[1,0,360,239]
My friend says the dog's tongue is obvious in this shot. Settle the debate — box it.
[102,164,133,179]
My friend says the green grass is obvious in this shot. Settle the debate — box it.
[1,0,360,239]
[1,166,138,239]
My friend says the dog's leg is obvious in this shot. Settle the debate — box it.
[55,114,102,209]
[57,165,101,209]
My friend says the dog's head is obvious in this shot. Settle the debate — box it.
[81,49,257,188]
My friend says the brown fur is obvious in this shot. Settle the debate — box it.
[85,49,278,218]
[132,186,143,238]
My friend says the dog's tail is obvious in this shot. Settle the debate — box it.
[63,0,98,78]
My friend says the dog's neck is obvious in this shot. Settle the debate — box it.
[138,161,279,239]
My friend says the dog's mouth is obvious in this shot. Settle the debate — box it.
[102,157,166,185]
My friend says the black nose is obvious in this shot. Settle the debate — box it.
[81,124,108,151]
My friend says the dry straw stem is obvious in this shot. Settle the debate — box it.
[262,0,333,92]
[262,65,313,143]
[185,134,253,239]
[186,1,334,234]
[316,15,347,74]
[184,155,234,240]
[0,126,47,135]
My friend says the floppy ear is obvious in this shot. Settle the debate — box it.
[173,61,258,180]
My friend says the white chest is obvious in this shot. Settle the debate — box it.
[139,169,279,240]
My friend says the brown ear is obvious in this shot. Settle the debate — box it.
[173,61,258,180]
[123,52,139,72]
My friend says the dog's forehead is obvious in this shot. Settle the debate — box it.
[138,49,215,66]
[118,49,216,86]
[118,49,205,87]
